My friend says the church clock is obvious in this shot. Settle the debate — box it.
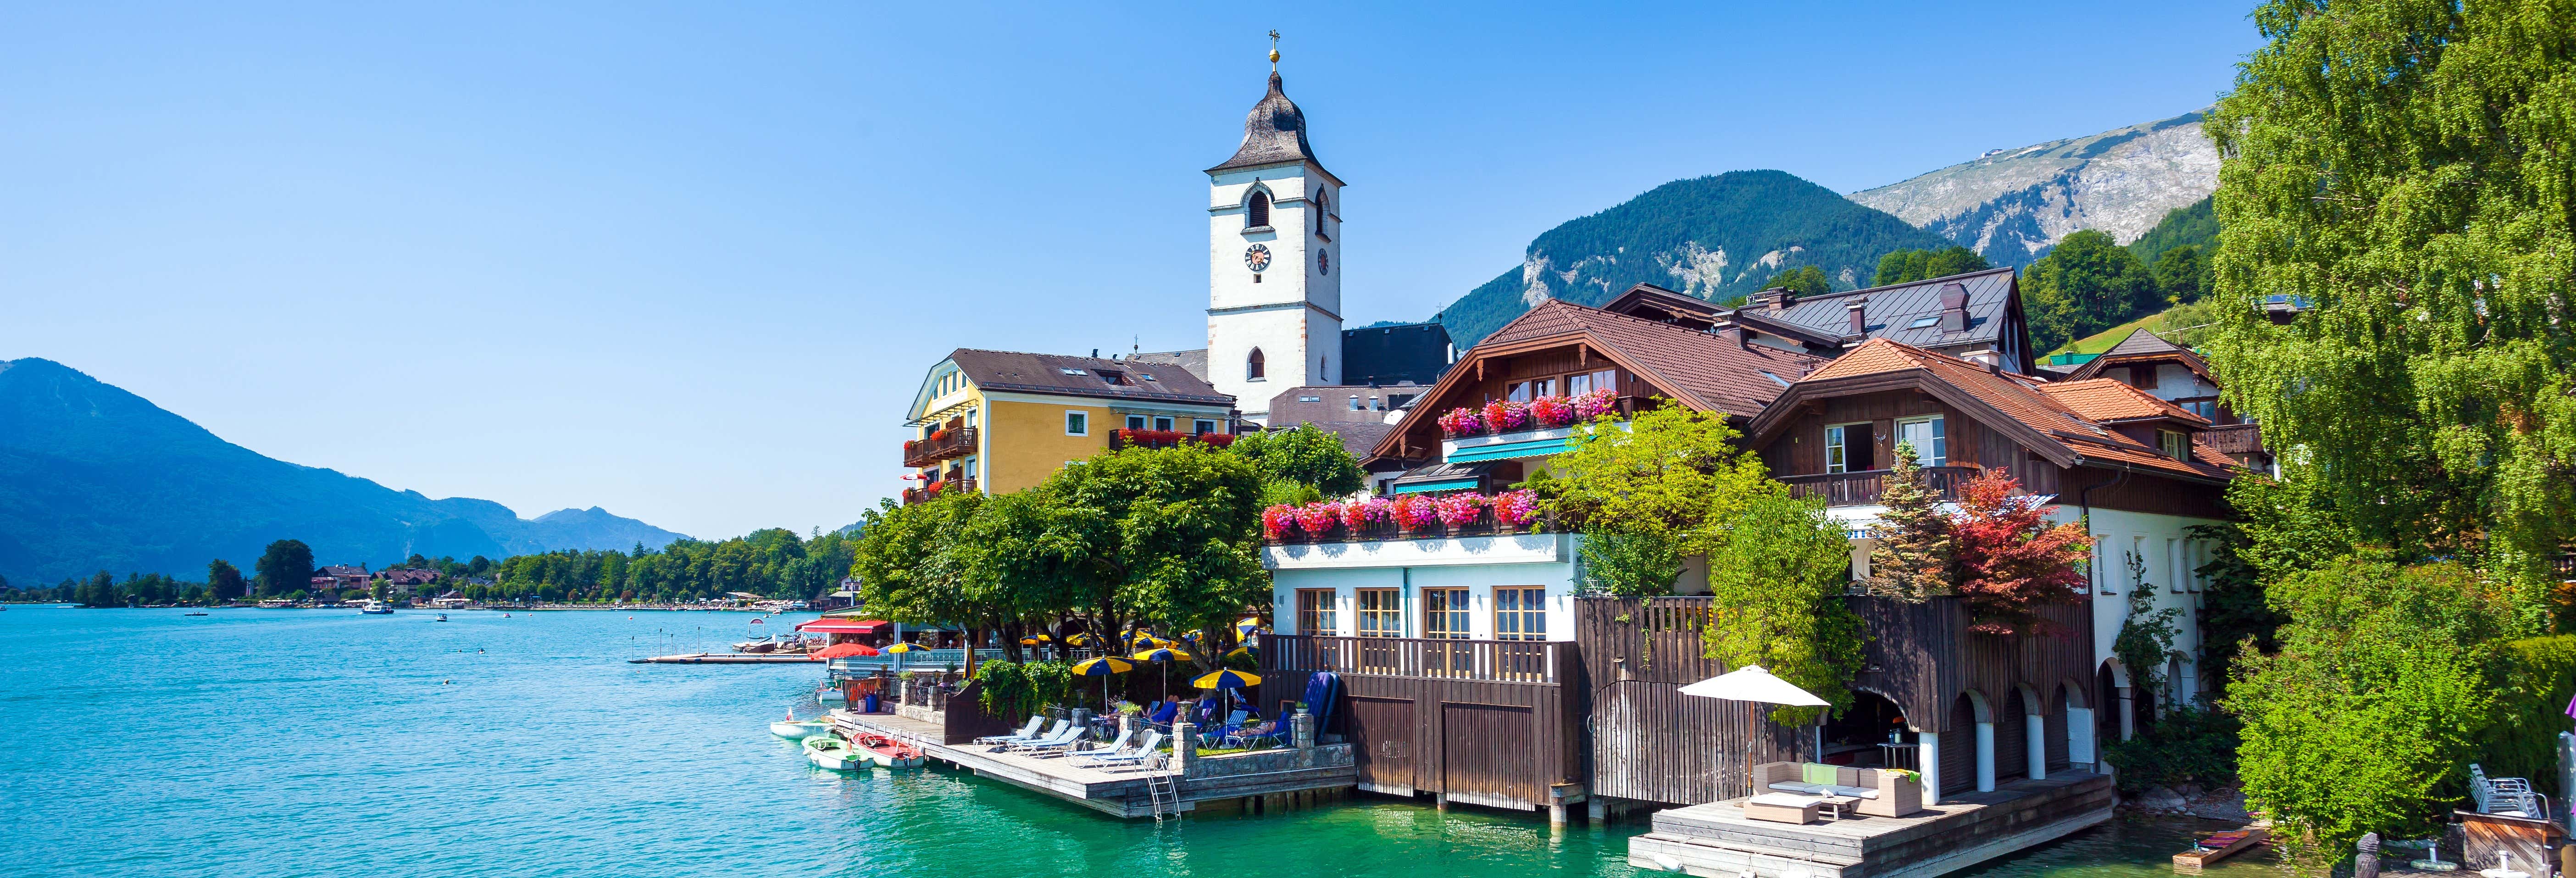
[1244,244,1271,272]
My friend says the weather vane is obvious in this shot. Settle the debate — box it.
[1268,30,1281,71]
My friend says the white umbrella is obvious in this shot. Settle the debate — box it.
[1678,665,1828,706]
[1681,665,1828,800]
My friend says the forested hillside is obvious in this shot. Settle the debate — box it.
[1434,171,1956,345]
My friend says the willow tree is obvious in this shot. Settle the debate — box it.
[2204,0,2576,589]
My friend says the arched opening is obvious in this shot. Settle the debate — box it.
[1314,190,1328,235]
[1821,689,1912,769]
[1942,693,1983,795]
[1246,348,1266,381]
[2056,678,2093,771]
[2097,661,2124,743]
[1246,191,1271,228]
[1996,686,2029,784]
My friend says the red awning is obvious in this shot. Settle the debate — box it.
[795,618,889,634]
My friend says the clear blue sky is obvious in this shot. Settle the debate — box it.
[0,2,2262,541]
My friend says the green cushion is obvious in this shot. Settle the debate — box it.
[1803,762,1837,785]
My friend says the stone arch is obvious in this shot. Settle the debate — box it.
[1995,685,2030,784]
[1244,186,1273,229]
[1941,692,1983,795]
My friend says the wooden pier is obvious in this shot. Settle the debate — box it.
[1626,771,2115,878]
[831,710,1356,819]
[627,652,818,664]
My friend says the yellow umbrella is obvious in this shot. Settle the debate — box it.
[1133,647,1192,701]
[1071,656,1136,711]
[883,642,928,653]
[1193,669,1260,690]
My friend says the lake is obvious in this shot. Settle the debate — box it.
[0,605,2271,877]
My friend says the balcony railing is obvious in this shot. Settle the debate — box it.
[903,426,979,468]
[901,479,977,505]
[1108,428,1237,451]
[1266,634,1564,683]
[1435,395,1651,440]
[2203,422,2265,456]
[1780,465,1977,506]
[1265,508,1561,545]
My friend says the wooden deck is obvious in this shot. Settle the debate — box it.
[1628,771,2115,878]
[830,711,1355,819]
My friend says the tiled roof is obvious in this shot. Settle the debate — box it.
[1743,267,2018,350]
[1131,349,1211,385]
[2066,328,2213,382]
[2038,378,2207,424]
[1763,338,2233,482]
[1483,299,1825,417]
[948,349,1233,406]
[1266,385,1410,428]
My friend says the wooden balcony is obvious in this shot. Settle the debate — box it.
[1106,428,1236,451]
[1265,508,1561,545]
[1780,465,1976,506]
[902,425,978,468]
[901,478,976,505]
[2203,422,2265,456]
[1263,633,1566,684]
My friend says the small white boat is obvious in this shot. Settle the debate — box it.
[804,734,862,770]
[771,712,830,740]
[434,613,449,622]
[359,600,395,615]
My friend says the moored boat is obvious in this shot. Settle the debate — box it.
[359,600,395,615]
[771,711,830,739]
[853,732,923,768]
[804,734,862,770]
[2173,827,2266,872]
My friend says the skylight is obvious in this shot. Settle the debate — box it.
[1060,368,1088,376]
[1908,316,1941,329]
[1761,371,1792,388]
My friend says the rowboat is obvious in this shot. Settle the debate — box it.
[771,711,831,740]
[853,732,923,768]
[2174,827,2266,872]
[804,734,862,771]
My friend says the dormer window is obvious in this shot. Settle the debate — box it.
[1246,191,1271,229]
[1246,348,1266,380]
[2159,429,2190,461]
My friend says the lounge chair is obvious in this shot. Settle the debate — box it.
[1200,709,1251,747]
[1037,727,1130,760]
[975,715,1048,745]
[1076,730,1163,768]
[1221,720,1281,750]
[1004,723,1084,753]
[1146,701,1179,725]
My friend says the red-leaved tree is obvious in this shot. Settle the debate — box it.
[1950,467,2092,635]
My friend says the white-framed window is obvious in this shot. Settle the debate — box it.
[1247,348,1266,381]
[1894,416,1946,466]
[1153,416,1174,432]
[1825,424,1851,473]
[2158,429,2189,461]
[1194,419,1219,434]
[1064,411,1089,436]
[1126,414,1148,430]
[1494,587,1547,641]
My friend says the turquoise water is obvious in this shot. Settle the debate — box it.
[0,606,2263,877]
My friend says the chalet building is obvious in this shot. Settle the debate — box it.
[1600,267,2036,374]
[2057,328,2270,472]
[378,568,439,595]
[902,349,1242,502]
[1744,338,2240,743]
[1263,383,1418,491]
[316,565,371,590]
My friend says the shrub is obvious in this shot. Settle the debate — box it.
[2481,635,2576,797]
[2103,705,2241,794]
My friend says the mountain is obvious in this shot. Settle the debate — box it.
[1848,111,2219,267]
[0,358,688,585]
[1434,171,1959,345]
[2126,196,2218,269]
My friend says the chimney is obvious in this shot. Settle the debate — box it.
[1963,348,2004,372]
[1845,298,1868,336]
[1939,283,1970,333]
[1753,288,1794,311]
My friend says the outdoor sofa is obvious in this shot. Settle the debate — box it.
[1751,761,1923,817]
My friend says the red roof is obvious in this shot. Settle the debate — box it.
[795,618,889,634]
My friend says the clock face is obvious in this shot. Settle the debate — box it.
[1319,249,1329,275]
[1244,244,1271,272]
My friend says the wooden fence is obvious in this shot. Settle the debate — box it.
[1263,634,1585,812]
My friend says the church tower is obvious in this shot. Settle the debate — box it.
[1207,46,1342,425]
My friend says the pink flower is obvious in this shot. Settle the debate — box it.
[1261,505,1299,539]
[1573,388,1619,420]
[1436,407,1482,437]
[1433,492,1487,527]
[1529,395,1575,428]
[1482,399,1530,432]
[1294,502,1340,534]
[1492,489,1542,525]
[1392,495,1440,531]
[1341,497,1393,531]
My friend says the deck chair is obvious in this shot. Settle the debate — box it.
[1039,727,1129,761]
[1201,709,1250,747]
[1146,701,1179,724]
[1004,723,1084,753]
[1077,730,1165,769]
[976,715,1047,745]
[988,719,1069,751]
[1221,720,1282,750]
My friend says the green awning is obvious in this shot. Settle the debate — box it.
[1393,478,1481,495]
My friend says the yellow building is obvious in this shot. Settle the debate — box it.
[903,349,1242,499]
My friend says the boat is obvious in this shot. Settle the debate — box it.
[2173,827,2267,872]
[435,613,449,622]
[184,611,208,617]
[359,600,395,615]
[853,732,923,768]
[804,734,862,770]
[771,711,830,739]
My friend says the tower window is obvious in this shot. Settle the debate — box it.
[1247,348,1266,380]
[1246,191,1271,229]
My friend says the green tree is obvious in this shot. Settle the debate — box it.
[1542,407,1777,597]
[2023,229,2156,352]
[1862,443,1951,601]
[1701,491,1869,723]
[2204,0,2576,586]
[1871,246,1990,286]
[2149,244,2211,304]
[253,539,313,597]
[1761,265,1832,297]
[205,559,245,603]
[2229,560,2519,868]
[1044,445,1269,673]
[1225,422,1366,499]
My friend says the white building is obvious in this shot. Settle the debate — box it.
[1203,70,1343,425]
